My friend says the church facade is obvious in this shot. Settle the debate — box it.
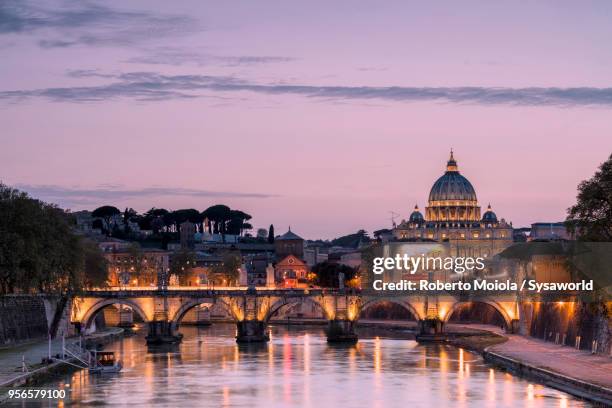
[392,151,513,257]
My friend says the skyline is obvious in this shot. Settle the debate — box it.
[2,1,612,238]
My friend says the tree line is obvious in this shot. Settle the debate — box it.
[92,204,255,237]
[0,184,107,295]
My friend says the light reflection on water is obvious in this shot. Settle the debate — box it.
[46,324,588,407]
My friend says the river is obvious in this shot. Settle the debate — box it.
[35,324,590,407]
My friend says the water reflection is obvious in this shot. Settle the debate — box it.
[37,324,590,407]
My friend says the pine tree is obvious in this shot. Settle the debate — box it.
[267,224,275,243]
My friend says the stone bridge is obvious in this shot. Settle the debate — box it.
[71,288,521,344]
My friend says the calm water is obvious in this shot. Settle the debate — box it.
[34,324,589,407]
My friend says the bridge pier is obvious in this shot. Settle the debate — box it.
[508,318,520,334]
[146,321,183,345]
[416,318,447,342]
[236,320,269,343]
[117,307,135,328]
[326,319,358,343]
[195,306,212,326]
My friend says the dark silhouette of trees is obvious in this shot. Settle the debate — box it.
[123,207,137,233]
[92,205,120,235]
[330,230,371,248]
[81,239,109,289]
[311,261,357,288]
[268,224,275,243]
[0,184,107,294]
[227,210,252,235]
[373,228,392,241]
[169,209,202,232]
[201,204,231,235]
[566,153,612,241]
[137,208,170,233]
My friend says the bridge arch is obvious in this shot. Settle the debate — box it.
[80,298,149,329]
[171,298,235,329]
[359,297,424,321]
[264,297,331,322]
[443,300,513,328]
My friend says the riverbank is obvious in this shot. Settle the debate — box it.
[354,320,612,405]
[0,328,124,390]
[481,329,612,406]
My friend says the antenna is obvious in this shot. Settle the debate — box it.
[389,211,399,228]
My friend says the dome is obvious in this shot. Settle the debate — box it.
[481,204,498,223]
[409,205,424,223]
[428,150,477,202]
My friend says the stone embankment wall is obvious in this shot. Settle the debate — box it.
[521,300,611,355]
[0,295,73,346]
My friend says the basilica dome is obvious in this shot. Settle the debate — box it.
[428,151,477,202]
[425,151,481,223]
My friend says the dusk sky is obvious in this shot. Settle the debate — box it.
[2,1,611,239]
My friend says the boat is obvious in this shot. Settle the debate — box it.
[88,351,122,374]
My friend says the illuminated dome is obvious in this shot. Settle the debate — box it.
[409,205,424,223]
[425,150,481,223]
[428,151,477,202]
[481,204,498,223]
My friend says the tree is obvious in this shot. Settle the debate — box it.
[91,205,120,235]
[0,184,86,294]
[201,204,231,239]
[268,224,275,243]
[373,228,392,241]
[138,208,169,233]
[80,239,109,289]
[331,230,371,248]
[566,153,612,241]
[92,219,104,231]
[122,207,138,233]
[169,249,197,285]
[210,253,242,286]
[256,228,268,240]
[226,210,252,236]
[171,209,202,231]
[311,261,358,288]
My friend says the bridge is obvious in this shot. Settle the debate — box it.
[71,287,521,344]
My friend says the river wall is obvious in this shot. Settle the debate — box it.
[0,295,73,346]
[521,300,611,355]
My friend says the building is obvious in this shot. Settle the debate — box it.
[244,253,274,287]
[275,228,305,260]
[275,255,309,288]
[104,246,170,287]
[530,222,572,241]
[328,250,362,269]
[180,221,196,249]
[392,150,513,257]
[72,210,96,234]
[303,246,328,267]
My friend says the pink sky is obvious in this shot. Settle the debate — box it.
[1,1,611,238]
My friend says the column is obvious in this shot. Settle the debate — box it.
[235,320,269,343]
[326,319,358,343]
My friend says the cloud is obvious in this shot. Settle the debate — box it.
[1,70,612,108]
[125,47,295,67]
[16,184,276,206]
[0,1,199,48]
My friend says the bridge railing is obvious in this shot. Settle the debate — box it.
[87,285,318,292]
